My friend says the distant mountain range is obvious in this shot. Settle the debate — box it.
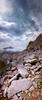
[0,47,14,54]
[3,46,14,52]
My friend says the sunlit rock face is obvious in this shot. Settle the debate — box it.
[0,0,42,51]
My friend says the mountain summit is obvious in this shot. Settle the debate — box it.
[26,34,42,52]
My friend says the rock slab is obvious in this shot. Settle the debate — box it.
[6,79,32,98]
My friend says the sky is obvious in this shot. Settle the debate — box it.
[0,0,42,51]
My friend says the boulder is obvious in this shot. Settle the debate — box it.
[34,65,42,72]
[39,56,42,61]
[24,54,38,65]
[5,79,33,98]
[11,66,17,72]
[11,95,18,100]
[28,58,38,65]
[18,67,29,78]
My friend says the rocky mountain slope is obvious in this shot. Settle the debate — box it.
[26,34,42,52]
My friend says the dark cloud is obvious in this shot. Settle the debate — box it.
[6,0,42,36]
[29,19,39,31]
[0,0,42,51]
[0,20,39,37]
[9,0,42,17]
[0,38,5,42]
[0,25,8,32]
[11,0,42,12]
[0,38,9,42]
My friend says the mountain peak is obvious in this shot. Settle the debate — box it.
[26,34,42,52]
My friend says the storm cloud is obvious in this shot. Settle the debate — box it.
[0,0,42,51]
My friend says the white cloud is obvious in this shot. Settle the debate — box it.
[0,16,17,27]
[0,0,12,14]
[0,32,10,39]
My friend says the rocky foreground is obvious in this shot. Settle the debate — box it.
[0,34,42,100]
